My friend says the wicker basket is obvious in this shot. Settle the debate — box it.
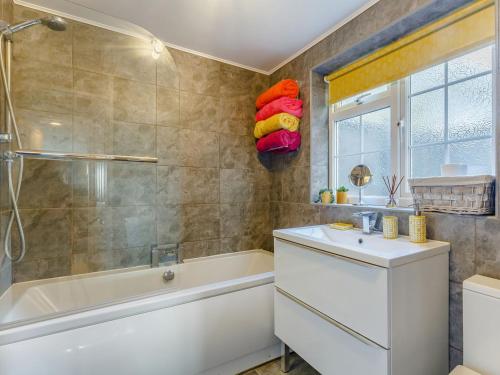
[408,175,495,215]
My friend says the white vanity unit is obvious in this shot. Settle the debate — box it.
[273,225,450,375]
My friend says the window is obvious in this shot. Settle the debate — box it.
[330,45,494,204]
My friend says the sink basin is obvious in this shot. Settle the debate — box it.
[273,225,450,267]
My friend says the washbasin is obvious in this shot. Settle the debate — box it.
[273,225,449,268]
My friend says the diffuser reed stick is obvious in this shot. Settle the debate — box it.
[383,174,404,208]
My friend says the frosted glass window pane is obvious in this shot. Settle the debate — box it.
[449,139,492,175]
[448,75,492,141]
[336,154,361,190]
[448,45,493,83]
[410,89,445,145]
[336,116,360,155]
[411,145,446,178]
[362,107,390,153]
[362,151,391,196]
[410,64,445,94]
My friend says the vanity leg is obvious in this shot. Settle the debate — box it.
[281,342,291,373]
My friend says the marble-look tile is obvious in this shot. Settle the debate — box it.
[181,204,220,242]
[157,126,219,168]
[16,108,73,152]
[311,165,328,203]
[107,163,156,206]
[113,77,156,125]
[272,202,321,229]
[72,206,156,254]
[157,48,179,90]
[220,168,272,203]
[157,86,180,126]
[220,202,271,238]
[12,208,71,264]
[219,95,254,136]
[449,346,463,371]
[157,204,220,243]
[426,213,476,282]
[179,91,220,132]
[475,217,500,279]
[180,240,220,259]
[157,166,219,204]
[73,246,150,274]
[450,281,463,351]
[171,49,221,95]
[156,204,182,244]
[220,235,272,253]
[248,352,320,375]
[74,69,113,99]
[12,58,73,114]
[13,256,70,282]
[19,160,72,209]
[282,167,310,204]
[12,5,73,67]
[219,134,259,169]
[112,121,156,156]
[73,23,156,83]
[72,112,113,154]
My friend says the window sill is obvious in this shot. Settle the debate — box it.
[312,202,414,213]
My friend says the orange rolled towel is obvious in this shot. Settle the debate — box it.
[256,79,299,109]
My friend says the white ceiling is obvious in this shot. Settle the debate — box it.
[15,0,378,74]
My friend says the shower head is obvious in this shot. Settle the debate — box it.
[6,16,67,35]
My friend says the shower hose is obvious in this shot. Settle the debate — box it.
[0,30,26,263]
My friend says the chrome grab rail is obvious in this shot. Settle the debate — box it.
[275,287,385,350]
[11,150,158,163]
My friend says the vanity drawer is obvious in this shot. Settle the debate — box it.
[275,288,389,375]
[274,238,389,347]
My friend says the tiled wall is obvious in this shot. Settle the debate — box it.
[8,5,271,282]
[0,0,13,295]
[268,0,497,369]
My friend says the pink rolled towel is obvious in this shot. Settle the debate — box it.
[256,130,301,154]
[255,97,303,122]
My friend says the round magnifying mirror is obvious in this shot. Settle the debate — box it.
[349,164,372,187]
[349,164,372,205]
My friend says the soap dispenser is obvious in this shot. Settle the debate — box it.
[409,203,426,243]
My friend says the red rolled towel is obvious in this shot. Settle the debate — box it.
[255,97,303,122]
[256,130,301,154]
[256,79,299,109]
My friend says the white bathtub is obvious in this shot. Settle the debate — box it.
[0,250,279,375]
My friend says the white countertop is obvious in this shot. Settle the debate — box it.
[273,225,450,268]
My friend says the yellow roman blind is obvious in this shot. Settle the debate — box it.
[326,0,495,104]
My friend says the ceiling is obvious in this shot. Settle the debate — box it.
[15,0,378,74]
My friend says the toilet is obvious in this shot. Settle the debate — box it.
[450,275,500,375]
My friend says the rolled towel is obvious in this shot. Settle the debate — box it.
[256,130,301,154]
[255,97,303,122]
[254,113,300,139]
[256,79,299,109]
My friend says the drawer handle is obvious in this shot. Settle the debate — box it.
[276,287,385,350]
[277,238,382,269]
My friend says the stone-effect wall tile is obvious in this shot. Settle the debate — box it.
[450,281,463,351]
[112,121,156,156]
[426,213,476,283]
[475,217,500,279]
[113,77,156,125]
[180,92,220,132]
[157,49,179,90]
[219,134,259,169]
[449,346,463,371]
[157,127,219,168]
[157,166,219,204]
[220,169,271,203]
[107,163,156,206]
[157,87,180,126]
[180,240,220,259]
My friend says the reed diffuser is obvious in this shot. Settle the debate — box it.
[383,175,404,208]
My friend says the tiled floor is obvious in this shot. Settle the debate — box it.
[242,353,320,375]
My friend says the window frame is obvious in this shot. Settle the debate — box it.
[329,83,401,205]
[328,44,495,207]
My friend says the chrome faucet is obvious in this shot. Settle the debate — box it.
[352,211,383,234]
[151,243,182,267]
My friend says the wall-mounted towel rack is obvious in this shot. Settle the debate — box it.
[11,150,158,163]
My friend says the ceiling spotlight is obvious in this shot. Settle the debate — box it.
[151,38,164,60]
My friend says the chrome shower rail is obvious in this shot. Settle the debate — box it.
[11,150,158,163]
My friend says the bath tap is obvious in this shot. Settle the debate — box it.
[151,243,182,267]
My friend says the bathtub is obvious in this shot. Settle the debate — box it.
[0,250,279,375]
